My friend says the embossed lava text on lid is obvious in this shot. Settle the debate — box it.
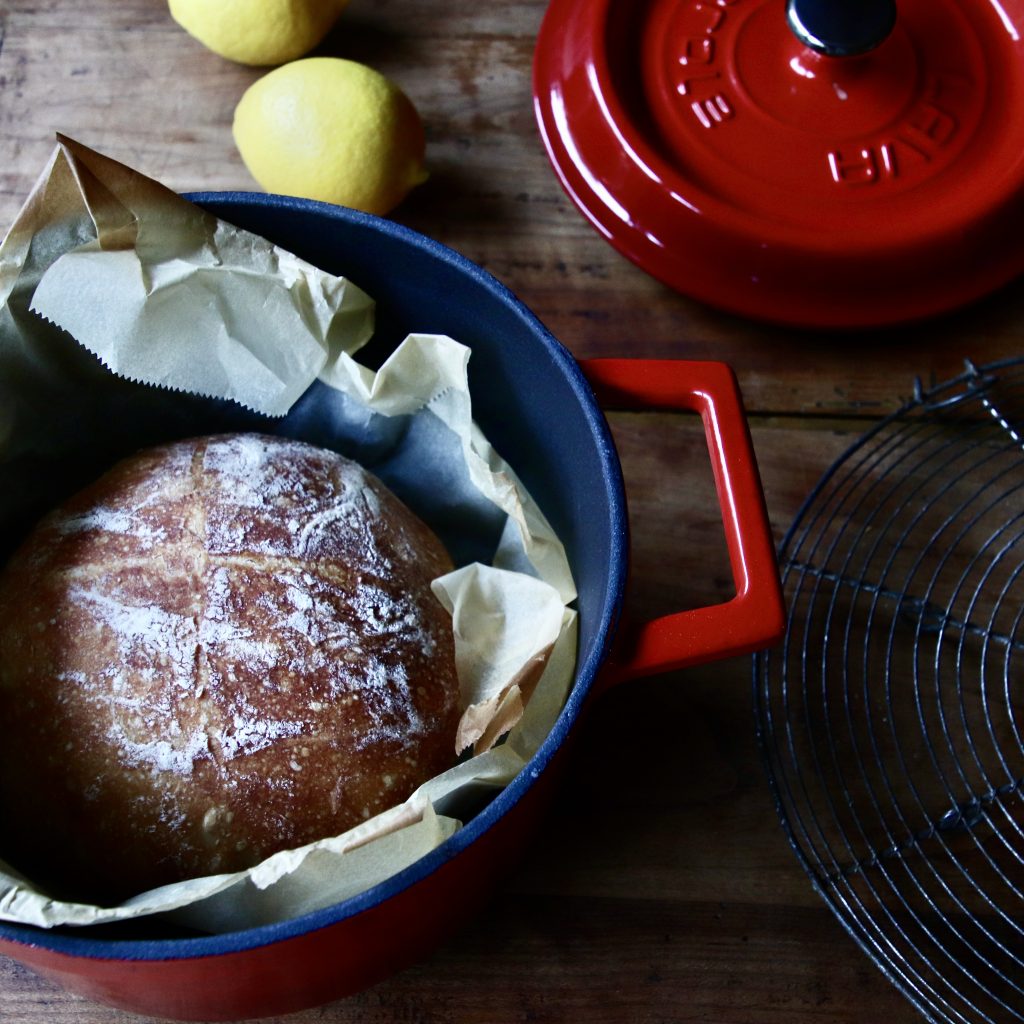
[643,0,983,208]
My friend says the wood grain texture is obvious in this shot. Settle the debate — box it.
[1,0,1015,1020]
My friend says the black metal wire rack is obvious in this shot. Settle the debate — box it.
[755,356,1024,1024]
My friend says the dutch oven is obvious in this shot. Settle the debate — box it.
[0,194,785,1021]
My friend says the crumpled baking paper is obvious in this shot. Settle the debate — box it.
[0,136,577,932]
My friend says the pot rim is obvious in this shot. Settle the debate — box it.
[0,193,629,962]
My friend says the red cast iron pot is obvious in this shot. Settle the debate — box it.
[0,194,785,1021]
[533,0,1024,327]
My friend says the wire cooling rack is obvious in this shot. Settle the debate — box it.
[755,356,1024,1024]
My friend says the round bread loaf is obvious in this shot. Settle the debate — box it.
[0,433,460,904]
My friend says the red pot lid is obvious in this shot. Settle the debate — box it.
[533,0,1024,327]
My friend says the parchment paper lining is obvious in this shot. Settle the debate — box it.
[0,137,577,933]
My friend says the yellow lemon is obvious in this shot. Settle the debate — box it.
[169,0,348,66]
[232,58,428,216]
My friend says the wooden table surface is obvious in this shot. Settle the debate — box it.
[2,2,1023,1022]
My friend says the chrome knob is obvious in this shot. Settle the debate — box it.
[786,0,897,57]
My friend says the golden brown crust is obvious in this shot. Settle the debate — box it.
[0,434,459,904]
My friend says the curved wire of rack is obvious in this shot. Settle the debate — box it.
[755,356,1024,1024]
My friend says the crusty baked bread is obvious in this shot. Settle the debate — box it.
[0,433,460,904]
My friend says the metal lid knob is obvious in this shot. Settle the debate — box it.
[786,0,897,57]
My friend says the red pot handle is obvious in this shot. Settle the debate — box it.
[581,358,786,690]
